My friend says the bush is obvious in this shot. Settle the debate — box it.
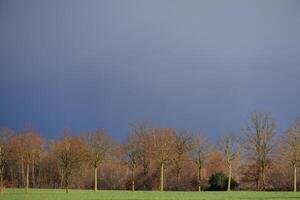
[208,172,238,191]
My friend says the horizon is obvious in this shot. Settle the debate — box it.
[0,114,299,143]
[1,0,300,141]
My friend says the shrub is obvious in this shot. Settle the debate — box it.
[208,172,238,191]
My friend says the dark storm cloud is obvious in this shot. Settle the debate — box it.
[1,0,300,140]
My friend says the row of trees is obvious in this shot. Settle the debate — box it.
[0,112,300,193]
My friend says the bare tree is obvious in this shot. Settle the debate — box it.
[282,126,300,192]
[129,121,153,177]
[242,112,277,190]
[84,129,112,192]
[11,126,45,193]
[153,128,176,191]
[123,134,140,191]
[173,130,192,189]
[220,133,238,191]
[190,134,210,191]
[0,127,13,193]
[55,129,88,193]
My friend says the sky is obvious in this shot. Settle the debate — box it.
[1,0,300,141]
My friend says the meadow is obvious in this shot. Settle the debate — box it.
[1,189,300,200]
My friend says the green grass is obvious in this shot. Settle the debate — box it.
[1,189,300,200]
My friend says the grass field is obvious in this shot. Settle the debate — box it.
[1,189,300,200]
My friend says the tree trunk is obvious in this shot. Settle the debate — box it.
[65,169,71,193]
[227,164,232,192]
[37,167,41,188]
[32,162,35,188]
[294,166,297,192]
[0,167,3,193]
[25,163,29,193]
[94,167,97,192]
[160,163,164,191]
[176,165,180,190]
[256,163,260,191]
[0,147,2,193]
[261,165,266,191]
[21,159,25,187]
[60,168,64,189]
[143,162,148,175]
[131,167,135,192]
[143,162,148,190]
[198,166,201,191]
[65,176,69,193]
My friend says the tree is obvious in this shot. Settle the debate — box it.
[190,134,210,191]
[55,130,88,193]
[41,141,62,188]
[128,121,154,190]
[242,112,277,190]
[123,134,140,191]
[173,130,192,189]
[0,126,13,193]
[282,126,300,192]
[11,126,45,193]
[84,129,112,192]
[220,133,238,191]
[153,128,176,191]
[129,121,153,177]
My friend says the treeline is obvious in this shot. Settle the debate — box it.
[0,112,300,193]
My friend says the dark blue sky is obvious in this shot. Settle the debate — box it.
[1,0,300,141]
